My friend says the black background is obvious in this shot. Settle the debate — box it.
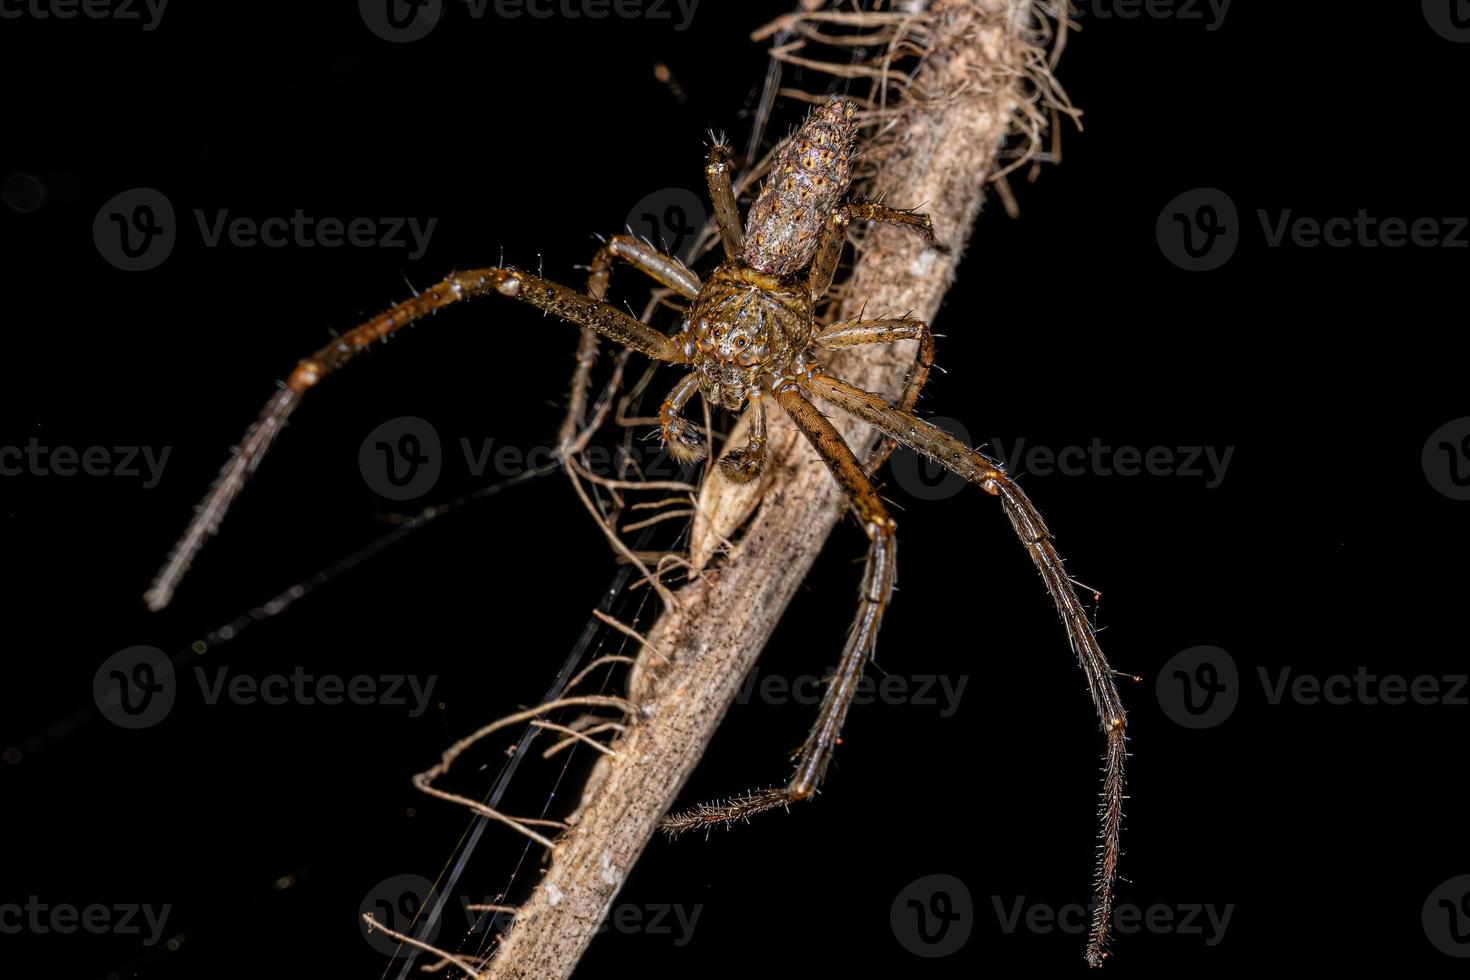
[2,2,1467,977]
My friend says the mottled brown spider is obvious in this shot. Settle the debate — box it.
[145,96,1128,966]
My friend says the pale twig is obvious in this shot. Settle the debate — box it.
[589,608,669,667]
[621,509,696,533]
[565,456,676,609]
[564,654,638,692]
[529,720,618,758]
[413,694,638,848]
[362,914,488,978]
[542,722,627,760]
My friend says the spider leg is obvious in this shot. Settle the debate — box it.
[145,267,685,612]
[658,373,706,463]
[805,370,1127,968]
[660,386,895,827]
[562,235,702,449]
[808,202,947,299]
[705,141,745,262]
[773,387,896,796]
[815,315,934,467]
[715,390,767,483]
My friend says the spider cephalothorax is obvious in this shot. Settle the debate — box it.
[146,95,1129,966]
[680,265,813,411]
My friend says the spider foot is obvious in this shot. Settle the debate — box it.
[658,787,797,837]
[659,413,706,463]
[716,446,764,484]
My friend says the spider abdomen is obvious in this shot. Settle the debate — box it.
[742,96,859,277]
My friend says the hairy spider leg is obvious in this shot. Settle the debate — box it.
[806,371,1128,969]
[562,235,701,449]
[705,141,745,262]
[808,202,946,300]
[144,267,685,612]
[717,389,767,484]
[657,385,897,828]
[815,315,935,468]
[657,372,705,463]
[774,387,897,796]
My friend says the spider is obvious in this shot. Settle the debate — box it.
[145,96,1128,966]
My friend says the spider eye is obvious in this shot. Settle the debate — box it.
[736,336,749,348]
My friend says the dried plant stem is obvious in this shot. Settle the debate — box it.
[486,2,1054,976]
